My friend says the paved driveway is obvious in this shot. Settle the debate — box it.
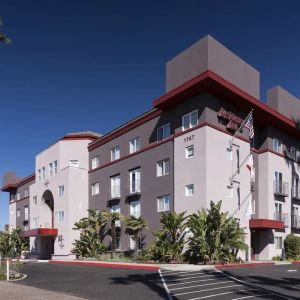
[15,262,167,300]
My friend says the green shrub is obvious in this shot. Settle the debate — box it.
[284,234,300,260]
[272,255,282,261]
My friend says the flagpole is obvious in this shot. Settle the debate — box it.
[230,109,254,148]
[230,151,252,184]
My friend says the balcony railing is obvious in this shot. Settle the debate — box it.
[273,181,289,196]
[274,212,289,227]
[292,215,300,229]
[292,186,300,199]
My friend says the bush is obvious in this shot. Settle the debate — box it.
[272,255,282,261]
[284,234,300,260]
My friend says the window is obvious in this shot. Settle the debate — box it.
[185,184,194,196]
[129,235,136,250]
[58,185,64,197]
[275,236,283,249]
[275,202,283,220]
[157,159,170,177]
[54,160,58,174]
[16,192,20,201]
[115,227,121,250]
[226,148,233,161]
[111,175,121,198]
[157,123,171,141]
[33,196,37,205]
[111,146,120,161]
[32,217,39,228]
[91,182,100,196]
[69,160,79,168]
[129,169,141,193]
[17,209,20,218]
[42,167,46,180]
[272,138,282,154]
[227,185,233,198]
[129,137,140,154]
[49,162,53,176]
[289,146,297,161]
[38,169,41,182]
[91,156,99,169]
[10,194,15,201]
[24,206,29,221]
[251,197,256,215]
[24,189,29,198]
[58,211,65,223]
[157,195,171,212]
[182,110,198,131]
[185,145,194,158]
[111,205,121,227]
[130,201,141,218]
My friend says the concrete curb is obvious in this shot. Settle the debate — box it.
[49,260,160,271]
[215,262,275,269]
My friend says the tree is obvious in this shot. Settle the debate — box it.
[187,200,248,264]
[102,211,123,259]
[125,216,148,261]
[10,227,29,257]
[0,17,11,44]
[150,211,188,262]
[72,209,107,258]
[0,232,11,257]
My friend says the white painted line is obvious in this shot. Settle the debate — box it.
[186,289,258,300]
[287,269,297,272]
[162,270,216,276]
[172,284,243,296]
[164,271,219,277]
[169,280,233,291]
[167,276,228,286]
[158,269,172,300]
[165,273,225,282]
[232,293,274,300]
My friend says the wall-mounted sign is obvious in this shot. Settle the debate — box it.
[184,135,195,143]
[218,107,244,132]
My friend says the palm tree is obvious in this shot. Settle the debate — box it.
[102,211,123,258]
[10,227,29,258]
[125,216,148,261]
[0,17,11,44]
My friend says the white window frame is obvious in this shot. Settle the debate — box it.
[42,167,46,180]
[111,175,121,198]
[54,160,58,174]
[272,138,282,154]
[24,206,29,221]
[275,236,283,249]
[16,192,20,201]
[182,110,198,131]
[58,185,65,197]
[58,211,65,223]
[111,205,121,227]
[157,123,171,141]
[91,156,100,169]
[157,159,170,177]
[130,200,141,218]
[185,145,195,158]
[129,137,140,154]
[24,189,29,198]
[129,169,141,194]
[111,146,120,161]
[157,195,171,212]
[17,209,20,218]
[91,182,100,196]
[226,185,233,198]
[185,184,195,197]
[226,148,233,161]
[69,160,79,168]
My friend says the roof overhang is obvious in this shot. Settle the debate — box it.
[22,228,58,237]
[1,183,18,192]
[249,219,284,230]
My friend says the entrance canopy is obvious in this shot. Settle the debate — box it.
[22,228,58,238]
[249,219,284,230]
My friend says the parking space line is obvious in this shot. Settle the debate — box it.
[186,289,258,300]
[172,284,243,296]
[169,280,233,291]
[164,274,226,282]
[158,269,173,300]
[167,276,227,286]
[161,270,217,276]
[163,271,219,277]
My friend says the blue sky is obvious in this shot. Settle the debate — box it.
[1,1,300,229]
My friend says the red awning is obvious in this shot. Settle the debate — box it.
[249,219,284,230]
[22,228,58,237]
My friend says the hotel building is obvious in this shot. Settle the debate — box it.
[2,35,300,261]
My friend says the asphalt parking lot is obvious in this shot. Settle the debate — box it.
[160,266,299,300]
[16,262,167,300]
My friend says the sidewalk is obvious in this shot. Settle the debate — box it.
[0,281,84,300]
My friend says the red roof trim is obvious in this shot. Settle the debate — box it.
[22,228,58,237]
[249,219,284,230]
[1,183,18,192]
[16,174,35,187]
[88,109,162,151]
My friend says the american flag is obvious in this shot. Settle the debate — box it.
[244,113,254,139]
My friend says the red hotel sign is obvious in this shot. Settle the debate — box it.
[218,107,244,132]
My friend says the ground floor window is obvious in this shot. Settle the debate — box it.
[129,235,136,250]
[116,227,121,250]
[275,236,283,249]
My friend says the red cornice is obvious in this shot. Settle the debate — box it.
[22,228,58,237]
[88,109,162,151]
[1,183,18,192]
[2,174,35,193]
[89,121,249,173]
[249,219,284,230]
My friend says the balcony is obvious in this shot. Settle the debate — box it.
[292,215,300,229]
[292,186,300,200]
[273,181,289,197]
[274,212,289,228]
